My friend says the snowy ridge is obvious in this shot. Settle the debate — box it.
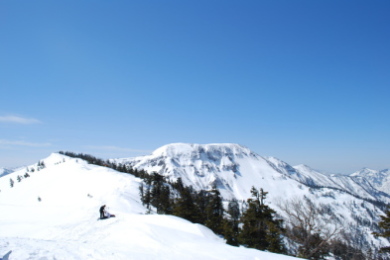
[0,153,299,259]
[119,143,390,203]
[292,164,390,203]
[116,143,390,253]
[351,168,390,194]
[0,167,13,178]
[117,143,294,200]
[151,143,255,158]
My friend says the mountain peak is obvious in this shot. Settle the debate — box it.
[151,143,253,158]
[0,167,13,178]
[293,164,323,174]
[294,164,311,170]
[351,167,379,177]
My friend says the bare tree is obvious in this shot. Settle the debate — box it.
[277,197,340,259]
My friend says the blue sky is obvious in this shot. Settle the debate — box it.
[1,0,389,173]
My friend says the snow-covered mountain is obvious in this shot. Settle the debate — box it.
[0,167,13,178]
[116,143,390,203]
[292,164,390,203]
[351,168,390,194]
[115,143,390,254]
[0,153,299,260]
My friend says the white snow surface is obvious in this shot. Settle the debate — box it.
[0,153,299,260]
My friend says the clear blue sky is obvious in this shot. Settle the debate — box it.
[1,0,389,173]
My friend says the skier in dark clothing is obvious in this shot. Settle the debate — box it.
[99,205,106,219]
[99,204,116,219]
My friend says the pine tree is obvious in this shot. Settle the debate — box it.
[223,219,240,246]
[149,172,171,214]
[158,185,172,214]
[204,187,224,234]
[140,178,152,211]
[223,198,241,246]
[266,221,286,253]
[373,207,390,252]
[228,198,241,222]
[172,186,201,223]
[194,190,209,224]
[239,186,285,253]
[37,160,46,169]
[139,183,145,205]
[172,177,185,194]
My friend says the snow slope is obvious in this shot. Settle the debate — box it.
[0,153,299,260]
[115,143,390,254]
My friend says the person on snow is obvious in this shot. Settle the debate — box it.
[99,205,115,219]
[99,205,106,219]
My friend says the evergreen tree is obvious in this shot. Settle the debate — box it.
[139,183,145,205]
[228,198,241,222]
[150,172,171,214]
[204,187,224,234]
[172,186,201,223]
[158,185,172,214]
[172,177,185,194]
[373,207,390,252]
[223,198,241,246]
[194,190,209,224]
[223,219,240,246]
[239,186,285,253]
[266,221,286,253]
[139,177,152,211]
[37,160,46,169]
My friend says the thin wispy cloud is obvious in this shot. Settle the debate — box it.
[0,115,41,124]
[0,139,51,147]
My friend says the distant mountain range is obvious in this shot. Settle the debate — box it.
[1,143,389,257]
[113,143,390,254]
[351,167,390,194]
[114,143,390,202]
[0,167,13,178]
